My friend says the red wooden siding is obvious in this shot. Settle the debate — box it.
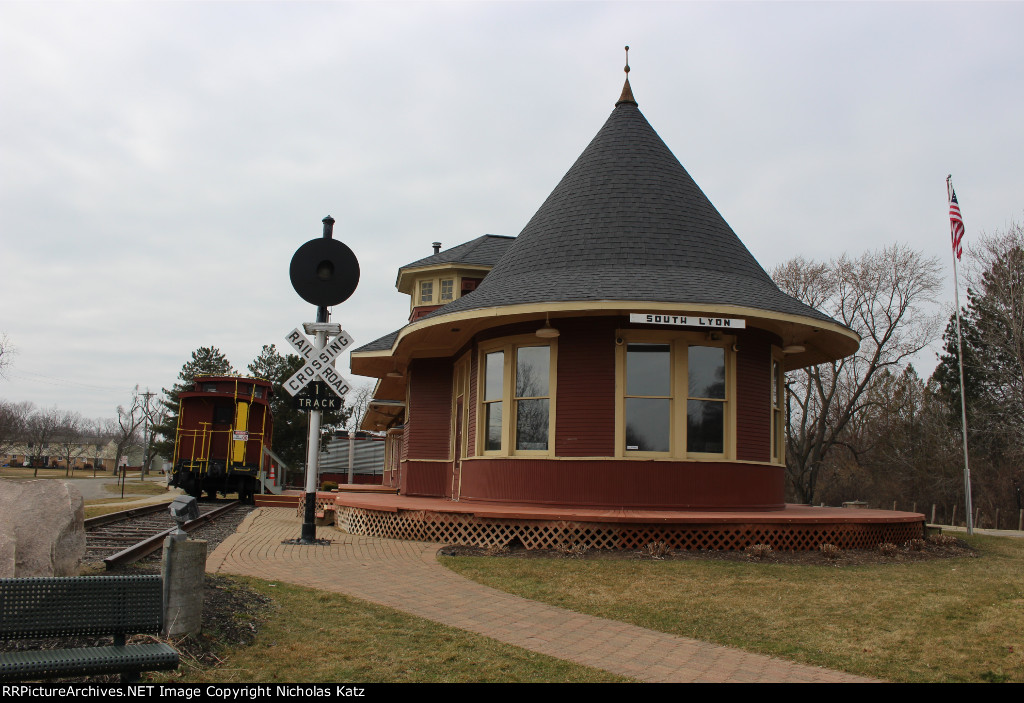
[555,317,617,456]
[400,461,448,497]
[735,329,779,462]
[405,358,453,460]
[458,457,784,509]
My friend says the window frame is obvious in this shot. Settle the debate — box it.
[770,346,786,465]
[418,280,434,305]
[475,335,557,457]
[614,329,736,460]
[439,278,455,302]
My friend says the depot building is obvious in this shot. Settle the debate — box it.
[349,70,861,514]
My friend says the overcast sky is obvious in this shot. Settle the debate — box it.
[2,1,1022,420]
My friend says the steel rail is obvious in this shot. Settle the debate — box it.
[102,501,241,570]
[84,502,168,530]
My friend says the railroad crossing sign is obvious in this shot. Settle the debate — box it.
[283,325,354,398]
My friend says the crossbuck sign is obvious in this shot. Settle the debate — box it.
[283,326,354,398]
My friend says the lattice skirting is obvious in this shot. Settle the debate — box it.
[296,494,336,518]
[335,506,924,552]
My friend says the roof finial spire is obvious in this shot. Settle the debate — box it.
[616,45,637,107]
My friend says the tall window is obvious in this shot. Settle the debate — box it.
[482,351,504,451]
[478,338,555,455]
[624,344,671,452]
[617,332,734,458]
[687,346,726,454]
[514,346,551,450]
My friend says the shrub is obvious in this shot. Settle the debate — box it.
[878,542,899,557]
[745,543,774,560]
[818,543,842,560]
[928,534,959,547]
[641,541,669,560]
[483,543,510,557]
[320,481,338,491]
[907,538,926,551]
[555,540,590,559]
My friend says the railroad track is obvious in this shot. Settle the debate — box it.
[85,500,241,569]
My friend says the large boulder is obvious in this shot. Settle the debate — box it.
[0,479,85,577]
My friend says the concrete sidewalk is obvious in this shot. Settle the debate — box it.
[208,507,876,684]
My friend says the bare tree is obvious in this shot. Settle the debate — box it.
[52,411,86,476]
[773,244,944,504]
[78,416,111,477]
[0,333,13,380]
[110,387,146,476]
[0,400,33,457]
[143,400,167,477]
[23,406,66,476]
[345,382,374,434]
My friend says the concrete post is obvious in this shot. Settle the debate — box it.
[161,537,207,637]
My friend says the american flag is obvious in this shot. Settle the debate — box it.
[948,181,965,260]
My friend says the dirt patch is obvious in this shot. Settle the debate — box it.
[438,535,978,566]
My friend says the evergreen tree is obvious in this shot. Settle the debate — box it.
[153,346,234,460]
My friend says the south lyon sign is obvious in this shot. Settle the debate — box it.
[283,326,354,399]
[630,313,747,329]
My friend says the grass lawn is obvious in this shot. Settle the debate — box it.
[0,466,113,479]
[155,577,629,684]
[441,535,1024,683]
[83,495,181,519]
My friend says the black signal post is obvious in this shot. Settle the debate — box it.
[286,216,360,545]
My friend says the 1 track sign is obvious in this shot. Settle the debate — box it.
[292,381,342,411]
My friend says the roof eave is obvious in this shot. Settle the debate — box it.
[350,300,860,378]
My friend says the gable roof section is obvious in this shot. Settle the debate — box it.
[399,234,515,272]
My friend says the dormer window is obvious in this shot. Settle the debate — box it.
[440,279,454,302]
[419,281,433,304]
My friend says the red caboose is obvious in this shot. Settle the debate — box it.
[170,375,273,502]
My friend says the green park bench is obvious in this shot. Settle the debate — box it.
[0,575,179,682]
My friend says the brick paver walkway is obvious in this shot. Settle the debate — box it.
[208,507,876,683]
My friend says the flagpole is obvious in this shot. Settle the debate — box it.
[947,175,974,535]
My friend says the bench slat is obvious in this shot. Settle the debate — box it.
[0,643,179,680]
[0,576,163,639]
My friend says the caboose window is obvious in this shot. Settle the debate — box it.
[213,403,233,425]
[254,388,263,398]
[203,383,217,392]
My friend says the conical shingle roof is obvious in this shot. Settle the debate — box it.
[430,93,835,325]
